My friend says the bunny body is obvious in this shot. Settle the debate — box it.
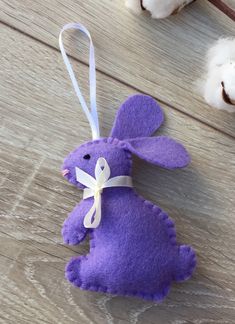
[62,95,196,301]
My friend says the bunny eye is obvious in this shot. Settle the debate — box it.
[83,154,91,160]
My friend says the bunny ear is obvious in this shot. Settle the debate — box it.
[110,94,164,140]
[125,136,190,169]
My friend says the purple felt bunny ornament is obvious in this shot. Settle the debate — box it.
[59,23,196,302]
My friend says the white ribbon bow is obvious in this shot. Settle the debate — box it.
[75,157,133,229]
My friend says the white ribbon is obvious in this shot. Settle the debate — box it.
[59,23,100,140]
[75,158,133,228]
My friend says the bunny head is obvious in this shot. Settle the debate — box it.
[62,95,190,188]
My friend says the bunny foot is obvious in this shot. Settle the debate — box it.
[174,245,196,282]
[65,257,83,287]
[66,256,100,291]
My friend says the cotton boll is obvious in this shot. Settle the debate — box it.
[202,66,235,112]
[144,0,195,19]
[199,38,235,112]
[207,38,235,71]
[125,0,195,19]
[125,0,143,15]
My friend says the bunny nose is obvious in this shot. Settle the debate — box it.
[62,169,70,177]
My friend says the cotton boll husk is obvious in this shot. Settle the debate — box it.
[125,0,143,15]
[199,38,235,112]
[144,0,195,19]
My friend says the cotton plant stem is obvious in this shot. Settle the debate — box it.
[208,0,235,21]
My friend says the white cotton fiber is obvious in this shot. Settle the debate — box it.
[125,0,194,19]
[198,38,235,112]
[125,0,143,15]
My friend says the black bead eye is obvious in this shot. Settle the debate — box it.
[83,154,91,160]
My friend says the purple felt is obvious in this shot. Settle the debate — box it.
[62,201,90,245]
[125,136,191,169]
[62,138,132,188]
[61,136,196,302]
[110,94,164,140]
[65,187,196,300]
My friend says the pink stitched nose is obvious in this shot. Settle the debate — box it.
[62,169,70,177]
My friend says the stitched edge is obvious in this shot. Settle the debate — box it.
[67,137,133,171]
[131,190,178,247]
[66,257,171,302]
[62,137,133,185]
[174,246,197,282]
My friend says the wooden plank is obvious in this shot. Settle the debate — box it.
[0,0,235,137]
[0,23,235,323]
[224,0,235,10]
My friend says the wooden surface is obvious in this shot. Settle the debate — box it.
[0,0,235,323]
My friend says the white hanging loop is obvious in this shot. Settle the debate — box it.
[75,158,133,228]
[59,23,100,139]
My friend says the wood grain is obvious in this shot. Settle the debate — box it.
[224,0,235,10]
[208,0,235,21]
[0,0,235,137]
[0,21,235,323]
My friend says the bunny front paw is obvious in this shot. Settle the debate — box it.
[62,222,87,245]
